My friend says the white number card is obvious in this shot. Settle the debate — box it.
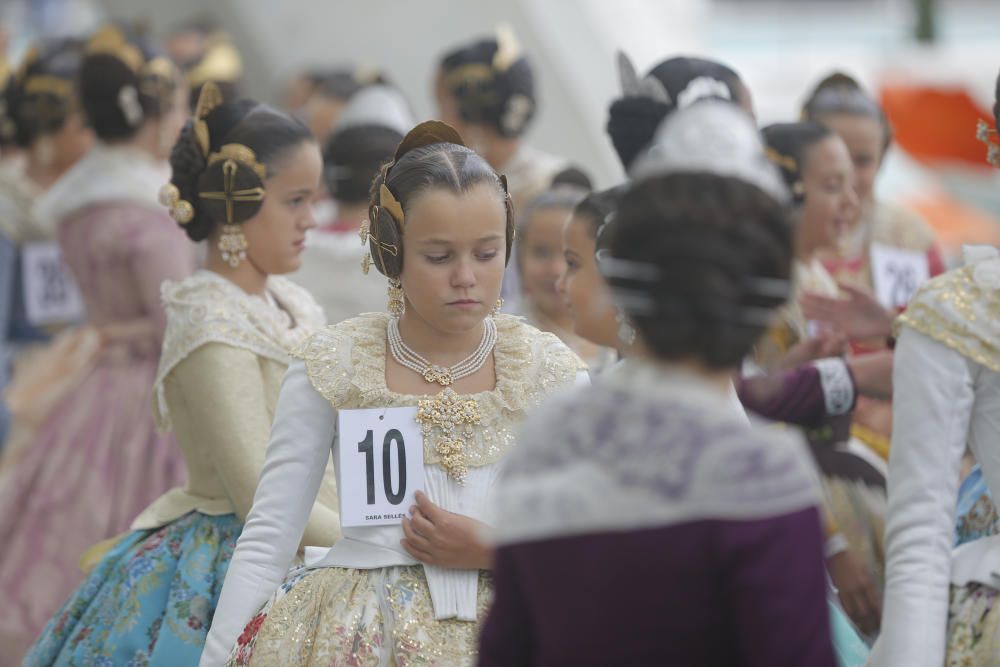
[21,241,84,327]
[870,243,929,310]
[337,406,424,528]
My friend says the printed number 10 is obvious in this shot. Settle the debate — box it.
[357,429,407,505]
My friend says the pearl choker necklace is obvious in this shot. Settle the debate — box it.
[387,317,497,386]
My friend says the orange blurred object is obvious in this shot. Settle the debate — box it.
[880,84,995,167]
[905,192,1000,253]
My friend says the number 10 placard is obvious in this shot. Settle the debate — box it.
[337,406,425,527]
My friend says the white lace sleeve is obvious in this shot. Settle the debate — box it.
[200,360,337,666]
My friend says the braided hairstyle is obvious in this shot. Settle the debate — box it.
[607,56,745,171]
[438,37,536,138]
[7,38,83,148]
[366,123,514,278]
[607,173,792,368]
[168,98,313,241]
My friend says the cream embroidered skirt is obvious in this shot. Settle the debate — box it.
[228,565,491,667]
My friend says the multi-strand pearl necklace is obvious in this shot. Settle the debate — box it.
[387,317,497,387]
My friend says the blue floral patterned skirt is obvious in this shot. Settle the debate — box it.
[955,465,999,546]
[24,511,241,667]
[943,465,1000,664]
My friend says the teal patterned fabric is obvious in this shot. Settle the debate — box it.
[25,511,241,666]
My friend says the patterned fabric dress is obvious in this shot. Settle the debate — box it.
[945,465,1000,665]
[197,313,586,667]
[24,272,339,667]
[0,146,195,665]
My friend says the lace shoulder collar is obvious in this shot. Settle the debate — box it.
[293,312,585,470]
[154,270,325,430]
[494,361,822,545]
[896,246,1000,373]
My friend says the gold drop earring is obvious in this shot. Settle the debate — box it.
[491,298,504,317]
[218,224,248,268]
[387,278,405,316]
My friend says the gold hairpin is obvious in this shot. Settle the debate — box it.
[193,81,224,158]
[86,25,144,72]
[185,33,243,88]
[207,144,267,180]
[492,24,522,72]
[765,147,799,173]
[23,75,73,98]
[378,183,404,224]
[360,201,400,275]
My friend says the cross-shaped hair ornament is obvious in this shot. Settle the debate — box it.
[199,147,266,225]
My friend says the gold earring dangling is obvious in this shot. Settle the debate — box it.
[491,298,504,317]
[387,278,405,316]
[218,224,248,268]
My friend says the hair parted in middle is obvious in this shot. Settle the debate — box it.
[362,120,515,279]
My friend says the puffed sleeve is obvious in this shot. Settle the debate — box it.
[871,327,975,667]
[200,359,338,667]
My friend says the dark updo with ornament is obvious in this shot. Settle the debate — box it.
[607,52,745,171]
[438,27,536,139]
[5,38,83,148]
[363,120,513,279]
[163,83,313,242]
[79,25,178,142]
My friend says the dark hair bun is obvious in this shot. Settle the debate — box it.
[79,27,177,142]
[606,96,673,172]
[440,37,536,138]
[606,56,741,171]
[168,98,313,241]
[550,165,593,191]
[761,121,833,202]
[323,124,403,205]
[9,38,82,148]
[609,173,791,368]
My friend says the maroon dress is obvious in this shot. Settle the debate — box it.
[481,361,837,667]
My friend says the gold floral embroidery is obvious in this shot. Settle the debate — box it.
[238,566,489,667]
[896,265,1000,374]
[415,390,481,483]
[294,313,586,472]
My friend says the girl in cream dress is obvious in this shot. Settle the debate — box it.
[200,121,586,667]
[25,84,340,666]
